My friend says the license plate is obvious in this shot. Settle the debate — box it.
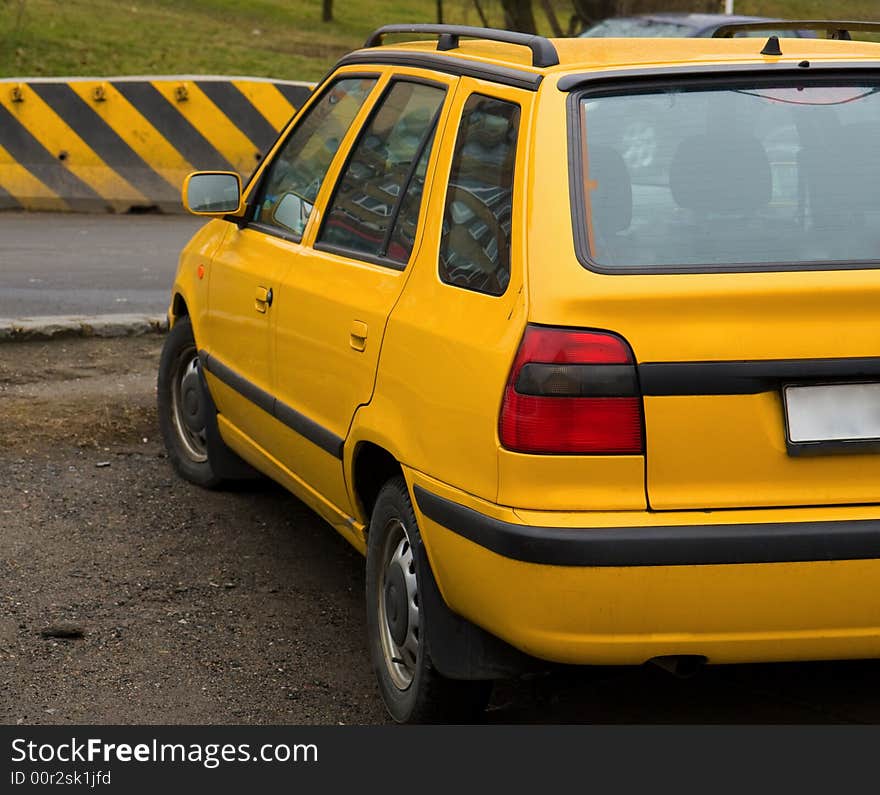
[784,382,880,453]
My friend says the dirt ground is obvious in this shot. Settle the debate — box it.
[3,336,880,724]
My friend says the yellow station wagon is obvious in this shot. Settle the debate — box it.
[159,21,880,722]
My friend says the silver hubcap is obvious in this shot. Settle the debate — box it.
[377,518,420,690]
[170,348,208,463]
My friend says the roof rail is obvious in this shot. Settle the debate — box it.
[363,24,559,68]
[712,20,880,39]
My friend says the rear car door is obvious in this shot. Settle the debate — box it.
[268,70,456,508]
[369,79,530,503]
[573,74,880,510]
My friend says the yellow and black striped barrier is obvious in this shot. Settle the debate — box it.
[0,76,313,213]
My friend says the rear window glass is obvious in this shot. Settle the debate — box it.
[576,80,880,272]
[580,18,693,37]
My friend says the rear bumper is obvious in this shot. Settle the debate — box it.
[410,479,880,666]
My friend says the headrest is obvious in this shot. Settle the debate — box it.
[669,133,771,213]
[839,123,880,205]
[466,106,514,148]
[588,145,632,233]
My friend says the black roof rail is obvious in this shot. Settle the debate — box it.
[363,24,560,68]
[712,20,880,39]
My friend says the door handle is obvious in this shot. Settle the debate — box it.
[350,320,368,352]
[255,286,273,313]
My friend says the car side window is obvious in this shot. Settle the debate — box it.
[316,80,446,265]
[254,77,377,238]
[438,94,520,296]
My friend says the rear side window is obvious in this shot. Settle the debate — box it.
[317,80,446,265]
[439,94,520,296]
[253,77,376,238]
[575,79,880,273]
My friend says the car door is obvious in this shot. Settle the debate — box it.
[267,70,456,512]
[202,74,379,453]
[364,80,530,502]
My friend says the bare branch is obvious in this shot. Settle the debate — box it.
[540,0,564,37]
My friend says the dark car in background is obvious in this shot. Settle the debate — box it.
[579,13,815,38]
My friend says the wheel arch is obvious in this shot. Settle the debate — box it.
[350,440,404,528]
[171,292,190,322]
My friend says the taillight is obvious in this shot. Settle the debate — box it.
[499,325,644,455]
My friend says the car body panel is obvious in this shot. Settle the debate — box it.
[169,32,880,668]
[201,227,289,453]
[528,70,880,510]
[167,218,228,340]
[268,67,460,516]
[200,67,388,516]
[361,76,533,505]
[408,467,880,665]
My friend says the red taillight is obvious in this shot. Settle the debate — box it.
[499,325,644,455]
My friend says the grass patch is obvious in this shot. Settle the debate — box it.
[1,1,879,81]
[0,0,438,81]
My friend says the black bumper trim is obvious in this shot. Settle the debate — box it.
[200,350,344,460]
[413,486,880,567]
[639,356,880,396]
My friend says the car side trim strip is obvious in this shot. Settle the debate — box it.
[638,357,880,396]
[413,485,880,566]
[199,350,344,460]
[336,51,543,91]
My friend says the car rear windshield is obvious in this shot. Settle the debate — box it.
[580,18,693,37]
[575,78,880,273]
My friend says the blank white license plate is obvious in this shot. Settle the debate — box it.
[785,383,880,443]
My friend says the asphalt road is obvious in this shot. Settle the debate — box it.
[0,211,205,318]
[4,336,880,724]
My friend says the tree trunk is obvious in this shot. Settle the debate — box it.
[322,0,332,22]
[570,0,618,29]
[472,0,489,27]
[437,0,444,24]
[500,0,538,33]
[540,0,564,37]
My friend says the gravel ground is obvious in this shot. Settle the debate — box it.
[0,337,382,724]
[3,336,880,724]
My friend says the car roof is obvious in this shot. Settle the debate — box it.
[356,36,880,77]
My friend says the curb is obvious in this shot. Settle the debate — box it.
[0,314,168,342]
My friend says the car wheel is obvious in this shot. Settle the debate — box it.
[157,316,225,488]
[366,475,492,723]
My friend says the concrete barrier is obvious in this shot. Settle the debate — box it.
[0,76,313,213]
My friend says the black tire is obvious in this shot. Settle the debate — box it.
[365,475,492,723]
[157,317,226,488]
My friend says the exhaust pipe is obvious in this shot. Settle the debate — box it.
[648,655,707,679]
